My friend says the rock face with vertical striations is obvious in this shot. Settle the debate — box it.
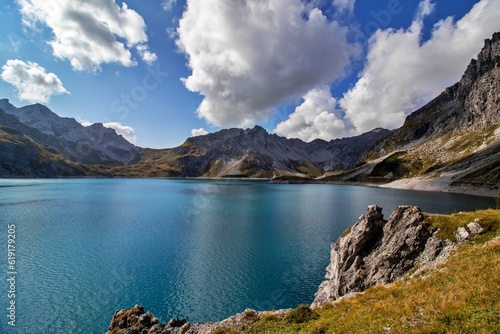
[311,205,451,307]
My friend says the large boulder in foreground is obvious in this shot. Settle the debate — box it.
[312,205,452,307]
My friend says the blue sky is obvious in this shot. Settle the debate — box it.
[0,0,499,148]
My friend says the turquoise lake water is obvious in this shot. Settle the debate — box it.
[0,179,495,333]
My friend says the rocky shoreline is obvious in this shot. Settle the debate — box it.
[107,205,487,334]
[379,176,498,198]
[272,177,498,198]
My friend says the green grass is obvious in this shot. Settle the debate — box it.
[213,328,240,334]
[425,209,499,240]
[243,209,500,334]
[367,150,441,180]
[448,125,500,155]
[283,305,320,324]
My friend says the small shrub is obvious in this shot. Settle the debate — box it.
[309,324,327,334]
[260,312,279,322]
[438,311,464,326]
[284,305,320,324]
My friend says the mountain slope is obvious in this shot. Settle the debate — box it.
[108,126,391,178]
[0,99,140,164]
[322,32,500,193]
[0,108,119,165]
[0,102,388,179]
[0,110,95,177]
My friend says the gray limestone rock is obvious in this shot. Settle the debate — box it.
[467,220,484,235]
[456,226,471,243]
[107,307,289,334]
[312,205,449,307]
[456,220,484,243]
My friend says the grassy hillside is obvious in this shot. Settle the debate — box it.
[0,126,91,176]
[222,209,500,334]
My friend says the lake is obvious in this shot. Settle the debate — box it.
[0,179,495,333]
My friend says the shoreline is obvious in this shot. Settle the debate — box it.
[272,177,498,198]
[378,176,497,198]
[0,175,496,198]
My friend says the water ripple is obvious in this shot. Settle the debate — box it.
[1,179,493,333]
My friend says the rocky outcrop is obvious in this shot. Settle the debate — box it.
[312,205,450,307]
[107,305,161,334]
[312,206,489,308]
[107,305,289,334]
[455,219,485,244]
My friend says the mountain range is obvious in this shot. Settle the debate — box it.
[328,32,500,193]
[0,32,499,195]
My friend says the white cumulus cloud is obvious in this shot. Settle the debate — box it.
[78,119,136,144]
[340,0,500,134]
[103,122,137,144]
[416,0,435,19]
[176,0,356,128]
[16,0,157,71]
[1,59,69,103]
[191,128,209,137]
[162,0,177,12]
[332,0,356,13]
[136,44,158,65]
[77,118,93,127]
[274,86,348,142]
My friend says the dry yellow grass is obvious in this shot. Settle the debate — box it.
[246,209,500,334]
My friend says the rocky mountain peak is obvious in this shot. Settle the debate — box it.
[0,99,15,112]
[369,31,500,158]
[244,125,268,135]
[169,123,392,178]
[460,32,500,131]
[460,32,500,90]
[0,101,139,164]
